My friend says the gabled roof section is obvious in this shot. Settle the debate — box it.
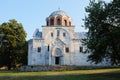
[56,38,66,45]
[28,39,33,44]
[33,29,42,39]
[75,32,87,39]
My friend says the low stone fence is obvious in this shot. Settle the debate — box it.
[20,65,116,71]
[20,65,75,71]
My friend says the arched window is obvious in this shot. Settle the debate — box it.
[64,20,67,26]
[50,19,54,25]
[57,19,61,25]
[38,47,41,52]
[63,32,66,37]
[79,46,83,52]
[51,32,53,37]
[48,45,49,51]
[47,21,49,26]
[66,47,69,53]
[57,30,60,36]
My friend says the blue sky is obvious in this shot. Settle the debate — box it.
[0,0,111,40]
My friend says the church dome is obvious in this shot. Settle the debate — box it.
[46,10,72,26]
[49,10,69,18]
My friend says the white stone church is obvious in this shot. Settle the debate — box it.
[28,10,109,66]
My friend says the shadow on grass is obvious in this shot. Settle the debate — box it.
[0,70,120,80]
[1,73,120,80]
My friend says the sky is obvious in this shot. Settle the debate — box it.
[0,0,112,40]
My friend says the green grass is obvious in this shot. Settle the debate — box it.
[0,68,120,80]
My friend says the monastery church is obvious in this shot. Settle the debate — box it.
[28,10,108,66]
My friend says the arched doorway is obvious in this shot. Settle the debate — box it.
[54,48,62,65]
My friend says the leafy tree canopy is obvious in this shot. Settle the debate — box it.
[83,0,120,65]
[0,19,27,69]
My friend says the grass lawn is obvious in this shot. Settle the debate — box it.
[0,68,120,80]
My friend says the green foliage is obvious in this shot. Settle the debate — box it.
[0,19,27,69]
[83,0,120,65]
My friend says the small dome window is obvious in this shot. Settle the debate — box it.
[57,19,61,25]
[50,19,54,25]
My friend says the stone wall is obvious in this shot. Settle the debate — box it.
[20,65,114,72]
[20,65,75,71]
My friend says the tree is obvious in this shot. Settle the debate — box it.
[105,0,120,65]
[83,0,120,65]
[0,19,27,70]
[16,41,28,66]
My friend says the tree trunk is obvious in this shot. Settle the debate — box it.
[7,56,11,70]
[7,48,12,70]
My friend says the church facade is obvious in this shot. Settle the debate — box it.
[28,10,108,66]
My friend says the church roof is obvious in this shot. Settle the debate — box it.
[75,32,87,39]
[49,10,69,18]
[33,29,42,39]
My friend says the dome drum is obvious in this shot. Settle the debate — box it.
[46,10,72,26]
